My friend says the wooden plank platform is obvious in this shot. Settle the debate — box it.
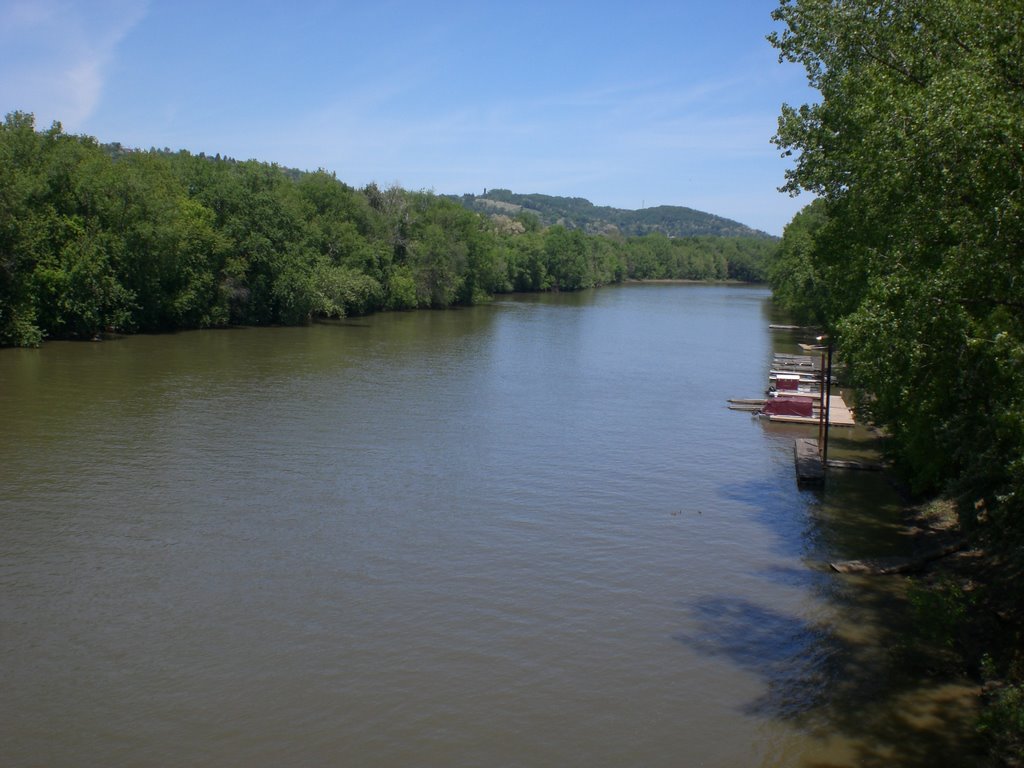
[824,393,856,426]
[773,356,818,365]
[772,362,820,372]
[794,438,824,482]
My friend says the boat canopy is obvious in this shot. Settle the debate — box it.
[761,396,814,418]
[775,374,801,391]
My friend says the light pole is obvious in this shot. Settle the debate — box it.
[816,334,834,466]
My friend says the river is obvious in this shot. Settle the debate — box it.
[0,284,981,766]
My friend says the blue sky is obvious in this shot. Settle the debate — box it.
[0,0,817,235]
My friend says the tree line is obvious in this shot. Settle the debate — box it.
[0,112,775,347]
[767,0,1023,522]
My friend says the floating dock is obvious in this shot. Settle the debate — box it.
[794,438,824,482]
[767,394,856,427]
[729,337,864,482]
[727,394,856,426]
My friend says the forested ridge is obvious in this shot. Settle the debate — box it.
[767,0,1023,758]
[450,189,771,238]
[0,113,774,347]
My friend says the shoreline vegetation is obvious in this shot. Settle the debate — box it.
[766,0,1023,763]
[0,112,774,349]
[855,491,1024,764]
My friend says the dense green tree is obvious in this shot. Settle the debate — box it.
[587,236,628,285]
[1,111,776,347]
[502,231,549,291]
[0,113,69,344]
[0,113,135,341]
[543,226,589,290]
[765,199,828,323]
[628,232,671,279]
[769,0,1024,517]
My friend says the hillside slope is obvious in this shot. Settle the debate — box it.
[450,189,771,238]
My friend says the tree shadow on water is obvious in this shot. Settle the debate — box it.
[674,594,986,767]
[718,475,824,561]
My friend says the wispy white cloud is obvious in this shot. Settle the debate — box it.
[0,0,148,129]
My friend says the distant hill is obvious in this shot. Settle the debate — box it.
[108,146,766,239]
[449,189,772,239]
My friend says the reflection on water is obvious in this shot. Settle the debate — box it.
[0,285,981,767]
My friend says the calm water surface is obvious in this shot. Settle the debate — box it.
[0,285,979,766]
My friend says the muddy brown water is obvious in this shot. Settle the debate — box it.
[0,285,982,766]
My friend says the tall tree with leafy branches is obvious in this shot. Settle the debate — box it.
[769,0,1024,518]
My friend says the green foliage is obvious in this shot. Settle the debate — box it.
[623,233,772,282]
[544,226,589,290]
[769,0,1024,516]
[766,199,828,323]
[0,112,776,347]
[385,266,418,310]
[978,682,1024,762]
[905,575,971,654]
[502,232,550,291]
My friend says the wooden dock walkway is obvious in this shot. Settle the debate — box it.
[729,340,862,482]
[767,394,856,427]
[727,392,856,426]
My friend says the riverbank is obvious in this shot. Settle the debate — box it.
[894,497,1024,765]
[768,321,1022,764]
